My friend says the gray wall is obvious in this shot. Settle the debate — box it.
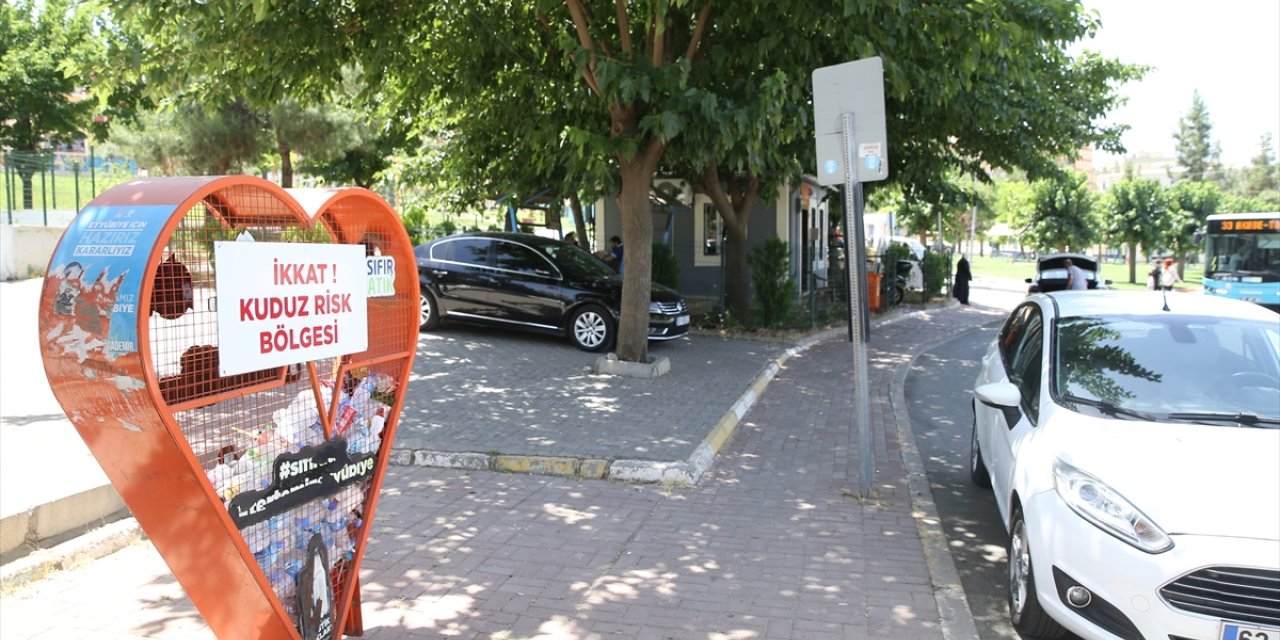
[594,196,778,307]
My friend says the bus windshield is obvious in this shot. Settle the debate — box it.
[1204,215,1280,277]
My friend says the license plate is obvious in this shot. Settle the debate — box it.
[1221,622,1280,640]
[675,315,690,327]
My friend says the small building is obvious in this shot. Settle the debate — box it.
[587,177,834,308]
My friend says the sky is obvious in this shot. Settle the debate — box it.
[1077,0,1280,168]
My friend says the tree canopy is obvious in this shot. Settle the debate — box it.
[1026,170,1098,253]
[1104,176,1171,283]
[1173,91,1221,182]
[100,0,1142,360]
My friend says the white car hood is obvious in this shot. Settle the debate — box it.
[1045,414,1280,541]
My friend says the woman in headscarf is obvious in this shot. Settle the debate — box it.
[953,254,973,305]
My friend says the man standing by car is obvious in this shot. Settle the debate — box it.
[1064,258,1088,290]
[596,236,624,274]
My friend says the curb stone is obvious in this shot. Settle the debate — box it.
[1,517,144,595]
[892,316,988,640]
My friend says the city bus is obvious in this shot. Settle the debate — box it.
[1202,212,1280,312]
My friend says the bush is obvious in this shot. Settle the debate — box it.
[399,200,432,246]
[748,236,795,328]
[652,242,680,289]
[921,251,949,298]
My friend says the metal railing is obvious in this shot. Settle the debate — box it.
[2,149,137,226]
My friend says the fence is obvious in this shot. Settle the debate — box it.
[2,149,138,226]
[794,247,954,329]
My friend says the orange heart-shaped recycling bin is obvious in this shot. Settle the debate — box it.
[38,176,418,639]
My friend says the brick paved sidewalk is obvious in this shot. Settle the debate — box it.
[0,303,1007,639]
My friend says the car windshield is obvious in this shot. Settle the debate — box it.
[541,242,617,280]
[1053,314,1280,423]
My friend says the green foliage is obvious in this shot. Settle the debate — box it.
[921,251,949,298]
[1219,192,1274,214]
[1242,133,1280,202]
[1166,180,1224,259]
[880,242,911,273]
[1173,92,1221,182]
[1106,177,1171,248]
[747,236,795,328]
[1168,180,1224,223]
[281,226,332,243]
[399,198,459,246]
[0,0,96,153]
[1025,170,1098,252]
[100,0,1146,359]
[651,243,680,290]
[1105,177,1172,282]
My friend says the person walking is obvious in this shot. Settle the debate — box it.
[1159,258,1182,291]
[953,254,973,305]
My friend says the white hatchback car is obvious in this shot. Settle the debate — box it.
[970,291,1280,640]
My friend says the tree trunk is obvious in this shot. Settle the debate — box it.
[723,219,750,319]
[568,192,590,250]
[1128,242,1137,284]
[615,159,655,363]
[277,136,293,188]
[697,165,758,322]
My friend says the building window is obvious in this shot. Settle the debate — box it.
[703,204,722,256]
[693,199,723,267]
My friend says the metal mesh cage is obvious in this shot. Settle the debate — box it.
[144,186,414,626]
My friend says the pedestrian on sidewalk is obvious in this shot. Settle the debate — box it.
[1159,258,1181,291]
[953,254,972,305]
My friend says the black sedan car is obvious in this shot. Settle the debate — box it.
[414,232,690,351]
[1025,252,1109,294]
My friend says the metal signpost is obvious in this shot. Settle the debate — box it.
[812,57,888,497]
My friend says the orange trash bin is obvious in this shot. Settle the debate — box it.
[867,272,882,311]
[39,176,419,639]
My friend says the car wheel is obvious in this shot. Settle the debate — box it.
[1008,508,1066,639]
[419,288,440,331]
[568,304,614,352]
[969,401,991,488]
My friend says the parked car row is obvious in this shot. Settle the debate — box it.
[414,232,690,351]
[970,290,1280,640]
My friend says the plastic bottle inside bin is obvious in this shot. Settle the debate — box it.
[264,516,291,556]
[242,521,270,555]
[350,378,375,415]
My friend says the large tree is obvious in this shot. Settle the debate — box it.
[1104,176,1171,283]
[1173,91,1221,182]
[674,1,1141,320]
[1241,133,1280,202]
[1,0,99,207]
[1167,180,1223,276]
[1025,170,1098,253]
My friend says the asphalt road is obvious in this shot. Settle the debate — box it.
[904,322,1086,640]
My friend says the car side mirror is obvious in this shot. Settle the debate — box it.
[1024,277,1033,283]
[976,381,1023,428]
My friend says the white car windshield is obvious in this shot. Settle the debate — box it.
[1053,314,1280,423]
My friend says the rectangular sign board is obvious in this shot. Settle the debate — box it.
[812,57,889,185]
[214,241,368,376]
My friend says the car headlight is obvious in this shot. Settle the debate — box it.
[1053,459,1173,554]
